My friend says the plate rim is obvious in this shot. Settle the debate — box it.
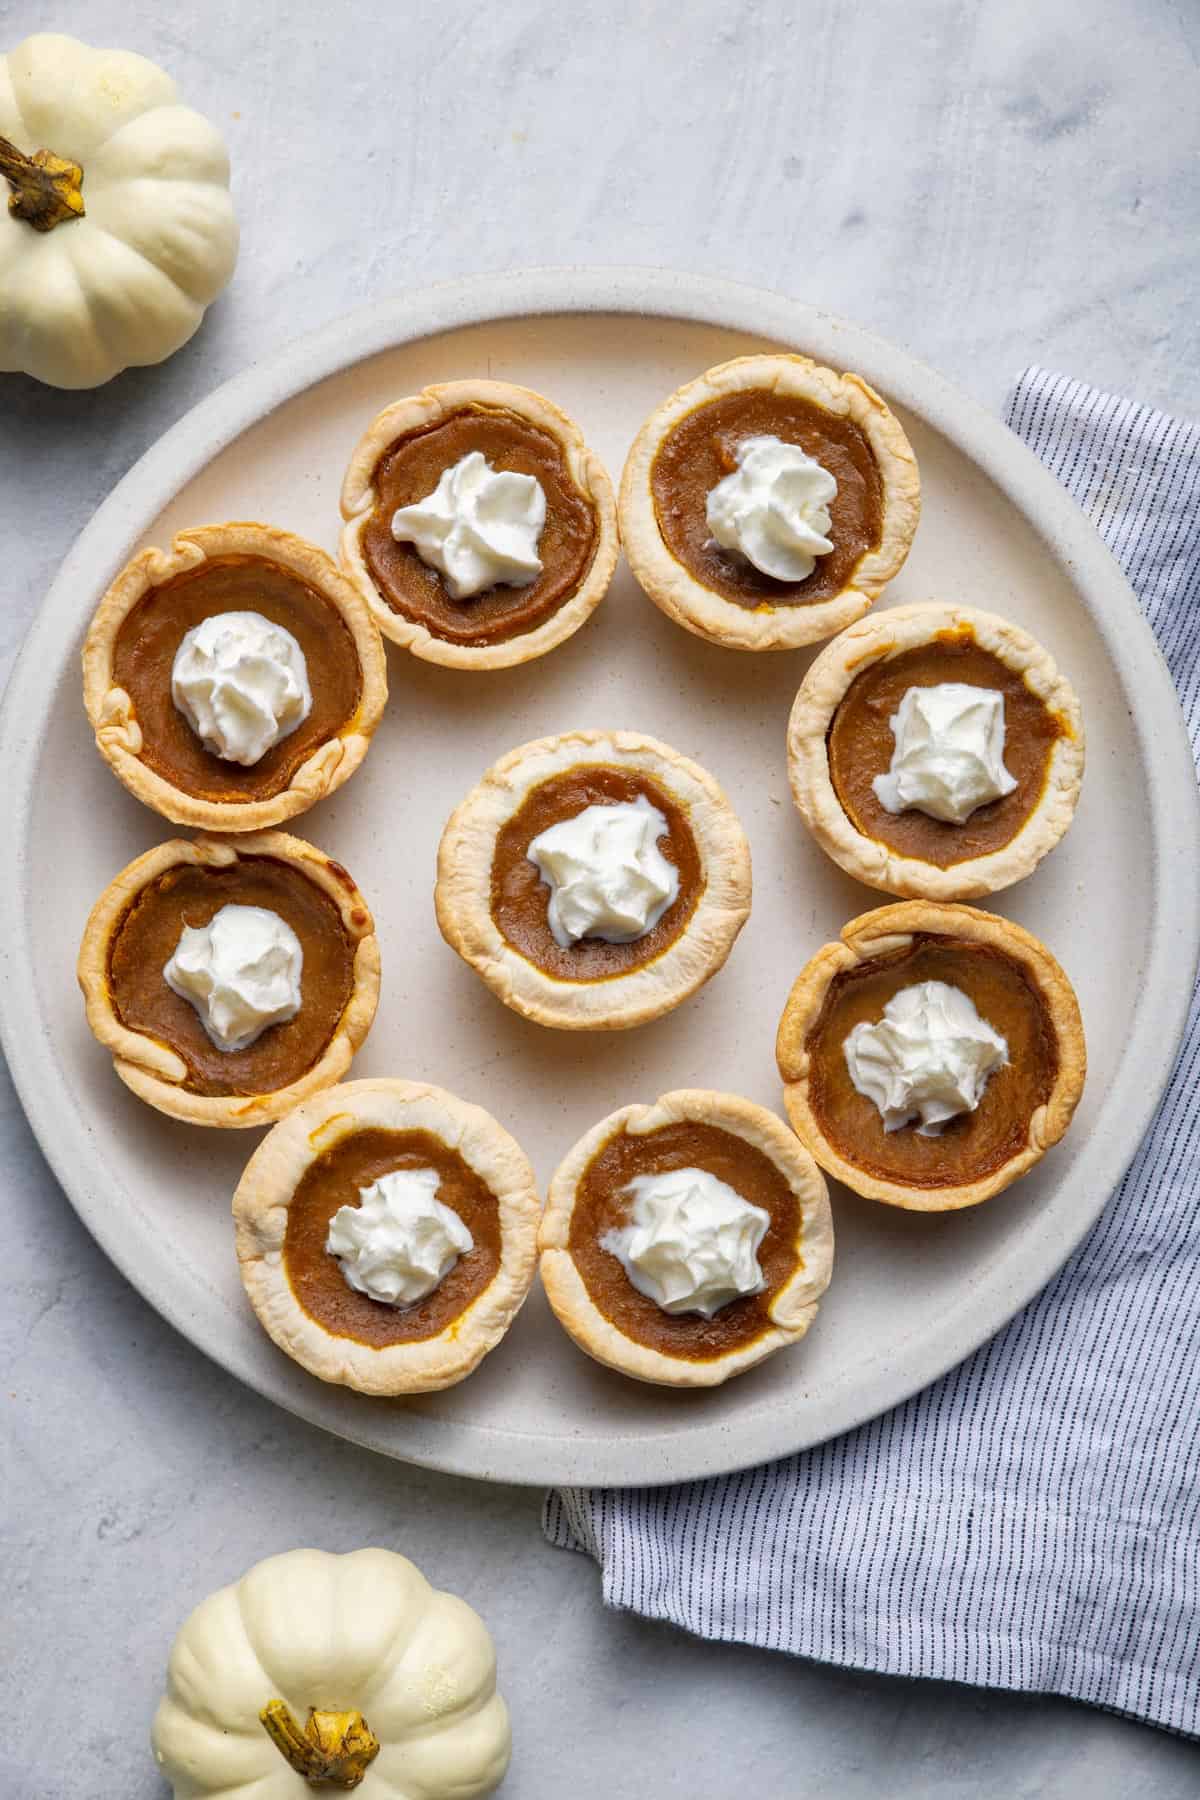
[3,265,1198,1487]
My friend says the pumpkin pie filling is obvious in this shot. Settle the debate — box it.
[490,765,704,981]
[111,554,363,803]
[827,632,1065,867]
[806,935,1058,1188]
[568,1120,801,1360]
[282,1128,503,1348]
[107,856,358,1097]
[361,406,600,645]
[650,391,883,609]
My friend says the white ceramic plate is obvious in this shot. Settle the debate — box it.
[3,270,1197,1487]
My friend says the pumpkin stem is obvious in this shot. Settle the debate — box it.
[260,1701,381,1789]
[0,134,85,232]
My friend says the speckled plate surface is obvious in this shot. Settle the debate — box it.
[2,269,1196,1486]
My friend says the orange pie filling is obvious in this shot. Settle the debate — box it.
[489,765,704,982]
[361,405,600,645]
[650,390,883,609]
[107,856,357,1098]
[805,935,1059,1189]
[568,1120,802,1361]
[111,554,363,803]
[826,630,1066,868]
[282,1128,503,1348]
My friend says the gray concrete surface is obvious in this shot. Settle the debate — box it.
[2,0,1198,1793]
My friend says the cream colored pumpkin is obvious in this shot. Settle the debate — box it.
[152,1549,512,1798]
[0,33,238,388]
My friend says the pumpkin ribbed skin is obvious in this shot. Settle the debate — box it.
[0,34,238,388]
[152,1548,512,1799]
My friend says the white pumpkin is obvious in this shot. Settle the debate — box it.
[152,1549,512,1798]
[0,33,238,388]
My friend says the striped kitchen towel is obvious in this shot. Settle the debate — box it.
[545,368,1200,1737]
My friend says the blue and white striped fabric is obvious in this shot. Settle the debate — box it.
[545,369,1200,1737]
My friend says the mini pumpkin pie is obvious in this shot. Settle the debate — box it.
[77,831,379,1127]
[83,523,387,832]
[776,901,1085,1211]
[339,379,619,669]
[539,1089,833,1386]
[788,602,1085,899]
[619,353,920,651]
[435,730,751,1030]
[234,1078,540,1393]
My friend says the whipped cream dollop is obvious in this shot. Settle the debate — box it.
[602,1167,769,1318]
[527,796,679,948]
[705,434,838,581]
[171,610,312,766]
[844,979,1008,1136]
[873,682,1018,825]
[326,1168,474,1307]
[390,450,546,600]
[163,903,303,1052]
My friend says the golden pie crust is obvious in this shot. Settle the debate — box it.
[619,354,920,651]
[82,523,388,831]
[435,730,752,1031]
[77,830,380,1128]
[339,379,619,669]
[234,1079,541,1395]
[787,603,1085,898]
[776,901,1086,1211]
[539,1089,833,1387]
